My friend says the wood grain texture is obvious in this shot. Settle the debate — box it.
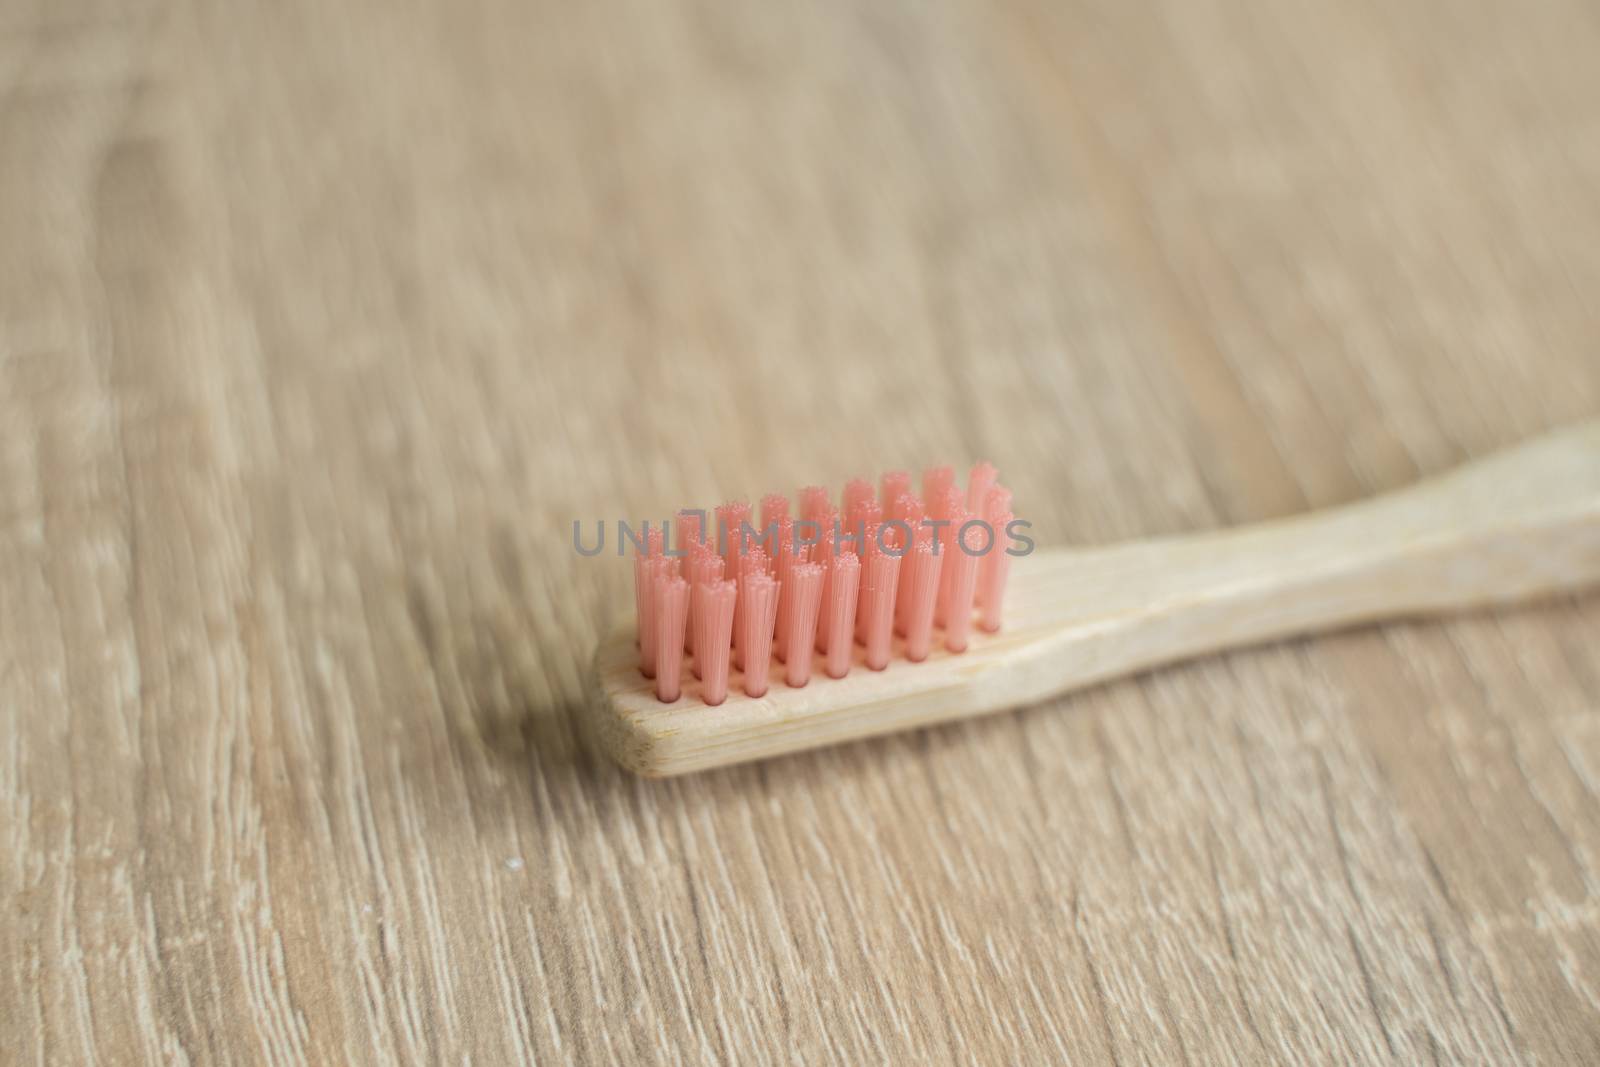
[4,0,1600,1062]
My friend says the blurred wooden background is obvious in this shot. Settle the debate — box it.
[4,0,1600,1062]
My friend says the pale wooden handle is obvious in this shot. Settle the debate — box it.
[1014,417,1600,690]
[593,420,1600,776]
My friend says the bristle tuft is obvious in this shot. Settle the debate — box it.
[890,492,923,527]
[922,466,954,514]
[733,548,769,670]
[854,520,881,644]
[679,507,704,549]
[799,485,831,523]
[774,516,798,565]
[901,537,942,661]
[738,575,779,697]
[879,471,910,510]
[891,494,925,635]
[715,500,751,578]
[653,576,690,701]
[933,486,965,624]
[843,500,881,557]
[841,479,874,527]
[686,546,724,673]
[782,563,824,687]
[984,484,1012,523]
[942,511,982,652]
[760,492,789,533]
[967,461,998,514]
[812,506,841,652]
[772,516,802,660]
[823,552,861,678]
[860,544,902,671]
[695,580,737,706]
[978,505,1014,632]
[634,556,671,677]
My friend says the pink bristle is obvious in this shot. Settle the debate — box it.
[799,485,831,524]
[715,500,750,577]
[738,574,779,697]
[984,484,1013,524]
[891,493,925,635]
[717,501,750,656]
[760,492,789,534]
[767,516,791,575]
[978,502,1014,632]
[733,548,769,670]
[933,486,964,625]
[687,547,724,676]
[922,466,954,516]
[841,479,874,528]
[790,525,803,555]
[772,517,801,661]
[943,512,982,652]
[891,492,923,528]
[882,495,915,557]
[635,556,671,677]
[855,499,881,551]
[967,461,997,515]
[739,548,769,579]
[676,508,704,560]
[812,506,841,653]
[756,575,780,685]
[682,542,707,656]
[901,536,942,661]
[819,503,840,553]
[695,580,737,706]
[854,520,882,644]
[843,477,873,509]
[879,470,910,510]
[640,468,1007,695]
[822,552,861,679]
[860,544,902,671]
[975,484,1013,622]
[843,500,880,565]
[653,576,690,701]
[753,508,784,561]
[794,514,825,562]
[781,563,823,687]
[775,516,803,570]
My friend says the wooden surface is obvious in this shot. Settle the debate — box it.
[5,0,1600,1062]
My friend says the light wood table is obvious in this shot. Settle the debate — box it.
[5,0,1599,1062]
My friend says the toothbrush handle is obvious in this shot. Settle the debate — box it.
[1013,419,1600,693]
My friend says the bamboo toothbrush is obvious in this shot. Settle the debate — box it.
[590,419,1600,777]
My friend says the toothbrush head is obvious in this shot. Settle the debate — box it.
[593,465,1019,775]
